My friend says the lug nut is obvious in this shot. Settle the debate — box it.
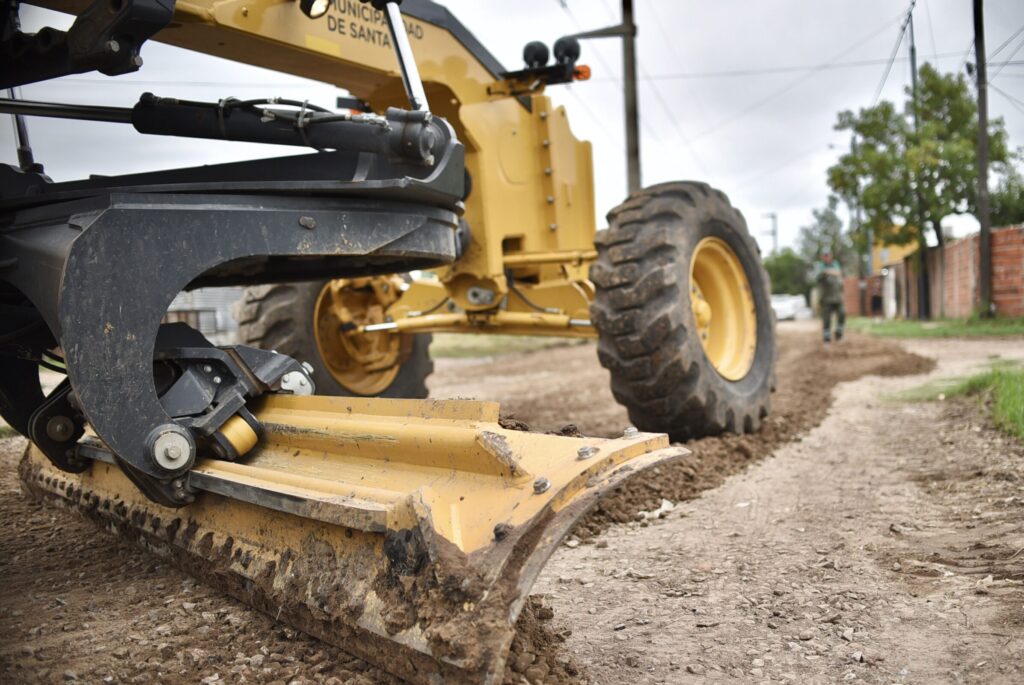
[623,426,639,438]
[576,446,598,460]
[533,477,551,494]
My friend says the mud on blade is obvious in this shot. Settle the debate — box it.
[20,395,685,684]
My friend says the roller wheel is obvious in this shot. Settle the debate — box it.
[590,181,776,441]
[235,279,432,398]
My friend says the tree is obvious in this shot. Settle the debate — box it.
[829,65,1010,247]
[991,163,1024,227]
[796,196,856,273]
[763,248,809,296]
[827,64,1011,316]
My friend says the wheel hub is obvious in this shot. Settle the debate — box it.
[313,278,407,395]
[689,237,757,381]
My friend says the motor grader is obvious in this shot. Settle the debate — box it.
[0,0,774,682]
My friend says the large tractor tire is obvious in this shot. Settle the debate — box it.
[235,280,433,398]
[590,181,776,442]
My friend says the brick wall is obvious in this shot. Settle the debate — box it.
[901,225,1023,319]
[842,275,884,316]
[993,226,1024,317]
[944,233,977,318]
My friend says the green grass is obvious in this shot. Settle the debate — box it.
[428,333,586,359]
[847,316,1024,338]
[896,363,1024,439]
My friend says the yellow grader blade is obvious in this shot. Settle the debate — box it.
[20,395,685,684]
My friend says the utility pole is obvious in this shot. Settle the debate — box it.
[762,212,778,255]
[571,0,641,193]
[906,4,933,320]
[621,0,640,193]
[974,0,993,317]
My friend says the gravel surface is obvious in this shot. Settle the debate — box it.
[535,335,1024,683]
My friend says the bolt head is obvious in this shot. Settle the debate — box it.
[623,426,639,438]
[46,415,74,442]
[150,427,194,471]
[576,446,598,460]
[533,477,551,494]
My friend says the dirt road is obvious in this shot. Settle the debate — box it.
[1,325,1020,684]
[534,335,1024,683]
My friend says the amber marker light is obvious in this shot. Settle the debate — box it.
[573,65,592,81]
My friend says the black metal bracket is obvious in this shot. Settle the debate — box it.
[27,380,88,474]
[0,0,175,89]
[0,186,461,507]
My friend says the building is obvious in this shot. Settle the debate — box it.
[165,287,245,345]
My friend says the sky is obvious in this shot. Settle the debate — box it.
[4,0,1024,255]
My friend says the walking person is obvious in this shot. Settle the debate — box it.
[815,251,845,343]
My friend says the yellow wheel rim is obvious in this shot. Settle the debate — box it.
[313,278,405,396]
[689,237,757,381]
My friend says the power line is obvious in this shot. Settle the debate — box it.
[990,82,1024,116]
[988,23,1024,58]
[736,140,838,191]
[685,10,909,146]
[562,83,617,140]
[626,0,708,170]
[556,0,661,143]
[922,0,939,59]
[603,51,963,82]
[991,37,1024,80]
[638,67,707,173]
[959,37,976,75]
[872,2,916,106]
[639,0,710,123]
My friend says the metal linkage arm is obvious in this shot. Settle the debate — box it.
[368,0,430,112]
[0,0,175,89]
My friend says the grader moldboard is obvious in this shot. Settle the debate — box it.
[0,0,775,682]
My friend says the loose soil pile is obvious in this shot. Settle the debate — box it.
[0,327,932,684]
[434,330,933,536]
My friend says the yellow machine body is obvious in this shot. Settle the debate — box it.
[29,0,601,333]
[11,2,761,680]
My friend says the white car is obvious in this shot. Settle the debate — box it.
[771,294,813,321]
